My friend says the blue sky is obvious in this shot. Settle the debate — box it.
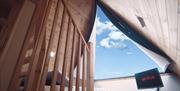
[94,6,162,80]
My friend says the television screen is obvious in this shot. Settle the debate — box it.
[135,68,164,89]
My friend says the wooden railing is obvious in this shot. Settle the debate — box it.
[7,0,94,91]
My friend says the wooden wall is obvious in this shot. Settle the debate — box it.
[0,0,36,91]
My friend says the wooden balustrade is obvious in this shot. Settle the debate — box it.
[7,0,94,91]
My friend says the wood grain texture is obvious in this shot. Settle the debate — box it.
[0,0,95,90]
[0,1,35,91]
[50,0,65,91]
[68,28,77,91]
[63,0,95,40]
[38,0,59,90]
[0,0,24,63]
[24,0,51,90]
[60,12,70,91]
[82,45,87,91]
[75,36,82,91]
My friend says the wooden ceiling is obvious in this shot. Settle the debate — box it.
[100,0,180,75]
[64,0,96,40]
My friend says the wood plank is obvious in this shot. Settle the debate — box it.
[45,0,58,52]
[156,0,170,53]
[50,0,65,91]
[166,0,178,60]
[88,42,94,91]
[37,0,60,90]
[66,23,76,79]
[86,47,90,91]
[59,13,71,91]
[138,0,160,45]
[24,1,51,90]
[63,0,95,38]
[141,0,164,50]
[62,0,90,52]
[0,0,24,58]
[34,0,56,90]
[8,0,45,89]
[44,0,60,72]
[8,4,37,90]
[68,28,77,91]
[31,37,46,91]
[8,22,35,91]
[0,1,35,91]
[75,36,82,91]
[25,22,45,91]
[26,0,55,90]
[130,0,153,40]
[82,45,87,91]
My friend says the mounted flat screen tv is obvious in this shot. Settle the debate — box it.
[135,68,164,89]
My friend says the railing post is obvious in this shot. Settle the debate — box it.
[50,0,65,91]
[38,0,61,90]
[75,36,82,91]
[82,45,87,91]
[87,42,94,91]
[55,10,70,91]
[68,28,77,91]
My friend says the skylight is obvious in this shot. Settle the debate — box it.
[95,6,163,80]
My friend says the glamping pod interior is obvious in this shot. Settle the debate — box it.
[1,0,180,91]
[0,0,95,91]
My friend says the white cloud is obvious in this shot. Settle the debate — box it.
[99,37,127,49]
[96,17,117,35]
[109,40,127,48]
[108,31,129,41]
[100,38,111,48]
[96,16,130,49]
